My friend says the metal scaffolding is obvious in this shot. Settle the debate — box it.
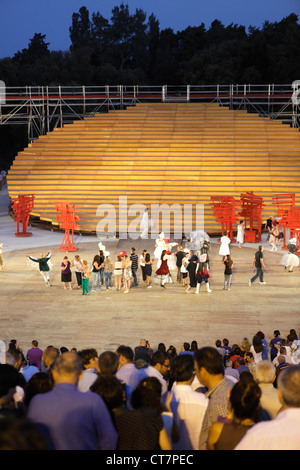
[0,83,299,141]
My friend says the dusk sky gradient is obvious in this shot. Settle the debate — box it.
[0,0,299,59]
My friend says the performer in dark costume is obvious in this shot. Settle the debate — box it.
[185,255,198,293]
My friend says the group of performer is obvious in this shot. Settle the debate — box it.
[1,216,298,294]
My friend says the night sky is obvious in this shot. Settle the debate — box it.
[0,0,299,59]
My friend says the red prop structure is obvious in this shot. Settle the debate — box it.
[55,202,80,252]
[11,194,35,237]
[210,196,239,241]
[238,191,264,242]
[272,193,296,249]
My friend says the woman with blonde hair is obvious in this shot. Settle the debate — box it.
[122,255,132,294]
[113,255,123,291]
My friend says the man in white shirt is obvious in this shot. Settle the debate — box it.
[170,354,208,450]
[116,345,147,404]
[145,351,170,399]
[77,348,98,392]
[235,365,300,450]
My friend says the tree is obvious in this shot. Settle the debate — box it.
[69,6,91,51]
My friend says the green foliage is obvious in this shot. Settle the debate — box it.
[0,6,299,86]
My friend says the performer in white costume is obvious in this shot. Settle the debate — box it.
[219,231,231,260]
[236,220,245,248]
[163,237,178,271]
[140,209,149,239]
[154,232,166,267]
[280,238,299,272]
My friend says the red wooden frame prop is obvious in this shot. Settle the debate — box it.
[11,194,35,237]
[238,191,264,242]
[55,202,80,252]
[272,193,295,249]
[210,196,239,241]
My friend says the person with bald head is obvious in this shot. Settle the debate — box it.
[27,352,117,450]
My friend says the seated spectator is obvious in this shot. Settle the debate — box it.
[0,364,26,419]
[273,356,291,388]
[27,352,117,450]
[255,361,282,419]
[23,372,53,408]
[229,345,245,369]
[208,379,262,450]
[215,340,225,359]
[41,347,59,373]
[20,359,39,383]
[77,348,98,392]
[224,360,239,383]
[236,357,250,376]
[235,365,300,450]
[170,354,208,450]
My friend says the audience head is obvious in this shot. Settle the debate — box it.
[77,348,98,370]
[90,375,124,413]
[51,352,83,385]
[130,377,163,412]
[116,345,134,367]
[229,380,261,422]
[194,347,224,387]
[98,351,119,376]
[256,360,276,384]
[278,365,300,408]
[171,354,194,384]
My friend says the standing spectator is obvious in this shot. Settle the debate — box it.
[130,247,139,287]
[249,245,267,286]
[27,352,117,450]
[134,339,153,364]
[235,365,300,450]
[26,341,43,371]
[170,354,208,450]
[250,335,264,364]
[77,348,98,392]
[194,347,233,450]
[255,360,282,419]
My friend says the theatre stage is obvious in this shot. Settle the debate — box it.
[0,233,299,356]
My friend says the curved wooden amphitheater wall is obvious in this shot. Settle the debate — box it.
[7,102,300,235]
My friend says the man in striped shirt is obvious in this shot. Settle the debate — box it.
[130,247,139,287]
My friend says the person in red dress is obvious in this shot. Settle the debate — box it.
[155,250,171,288]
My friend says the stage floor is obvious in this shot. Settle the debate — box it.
[1,234,299,356]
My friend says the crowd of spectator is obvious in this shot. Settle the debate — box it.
[0,328,300,450]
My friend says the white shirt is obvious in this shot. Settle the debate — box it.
[235,408,300,450]
[170,384,208,450]
[145,365,168,395]
[116,363,147,389]
[78,368,98,392]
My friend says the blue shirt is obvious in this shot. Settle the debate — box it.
[27,383,117,450]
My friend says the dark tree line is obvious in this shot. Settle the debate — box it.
[1,5,300,86]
